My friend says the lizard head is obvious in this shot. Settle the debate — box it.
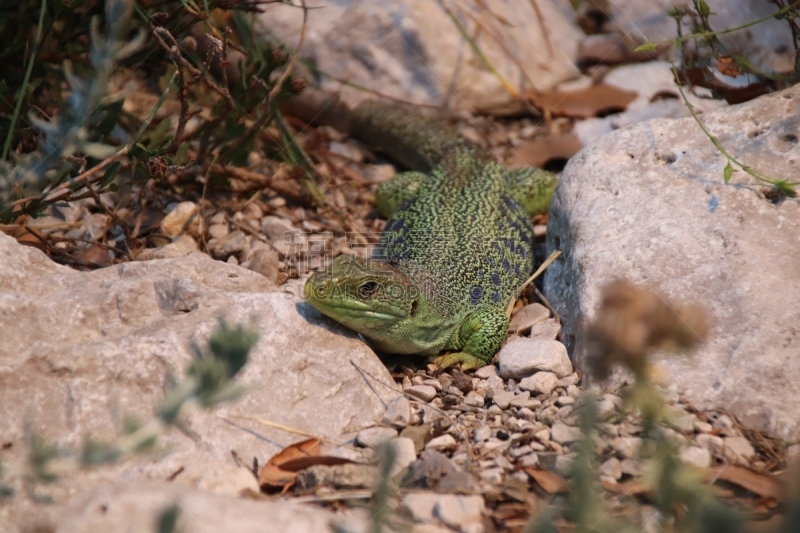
[304,254,423,342]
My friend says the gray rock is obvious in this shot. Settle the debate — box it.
[519,372,560,395]
[36,482,366,533]
[508,303,550,335]
[383,396,412,428]
[679,446,712,469]
[545,83,800,439]
[403,492,485,532]
[135,234,198,260]
[426,434,457,450]
[474,365,498,379]
[296,463,379,490]
[244,247,284,284]
[405,384,438,402]
[608,0,794,75]
[207,222,230,239]
[600,457,623,481]
[463,391,485,408]
[263,0,582,114]
[530,318,561,340]
[550,421,582,444]
[498,339,573,379]
[209,229,248,259]
[724,436,756,463]
[0,235,396,527]
[357,427,399,449]
[261,216,307,256]
[492,390,515,410]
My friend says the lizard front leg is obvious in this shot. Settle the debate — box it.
[433,307,509,371]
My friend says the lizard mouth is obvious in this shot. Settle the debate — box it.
[308,298,406,321]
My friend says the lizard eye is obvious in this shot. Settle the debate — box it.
[357,281,379,299]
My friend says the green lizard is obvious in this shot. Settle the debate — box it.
[304,101,556,370]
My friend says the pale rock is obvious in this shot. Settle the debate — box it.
[550,421,582,444]
[508,303,550,334]
[426,434,457,450]
[566,384,581,398]
[479,467,504,484]
[435,494,485,532]
[389,437,419,477]
[38,482,366,533]
[464,391,485,408]
[209,229,248,259]
[612,437,642,459]
[135,235,198,260]
[556,397,575,407]
[597,400,617,421]
[511,398,542,410]
[207,223,229,239]
[530,318,561,340]
[696,434,725,457]
[484,375,505,397]
[519,372,560,395]
[0,235,397,527]
[422,379,443,392]
[245,248,284,285]
[410,525,453,533]
[545,83,800,439]
[357,427,399,449]
[492,390,515,410]
[608,0,795,75]
[554,455,575,477]
[534,429,551,443]
[519,453,540,468]
[620,458,645,477]
[558,372,581,388]
[262,0,582,114]
[693,420,713,434]
[724,436,756,462]
[160,201,199,237]
[261,216,308,256]
[670,412,698,433]
[599,457,623,481]
[498,339,572,379]
[383,396,412,428]
[680,446,712,468]
[405,385,438,402]
[473,425,492,443]
[474,365,497,379]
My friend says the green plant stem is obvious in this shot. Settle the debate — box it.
[2,0,47,161]
[670,46,799,195]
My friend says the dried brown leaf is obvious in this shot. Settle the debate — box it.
[525,468,569,494]
[707,465,784,502]
[505,133,582,169]
[258,438,323,492]
[526,83,636,119]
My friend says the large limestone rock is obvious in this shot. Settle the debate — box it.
[607,0,795,75]
[545,84,800,438]
[0,233,396,528]
[50,482,366,533]
[258,0,582,114]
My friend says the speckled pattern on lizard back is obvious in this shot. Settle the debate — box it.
[305,101,556,370]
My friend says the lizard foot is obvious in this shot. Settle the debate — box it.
[432,352,488,372]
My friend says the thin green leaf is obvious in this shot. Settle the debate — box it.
[634,42,658,53]
[697,0,711,17]
[723,161,733,183]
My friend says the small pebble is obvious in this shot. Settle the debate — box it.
[404,385,438,402]
[426,434,457,450]
[680,446,712,468]
[474,365,497,379]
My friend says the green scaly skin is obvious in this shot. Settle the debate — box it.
[305,102,556,370]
